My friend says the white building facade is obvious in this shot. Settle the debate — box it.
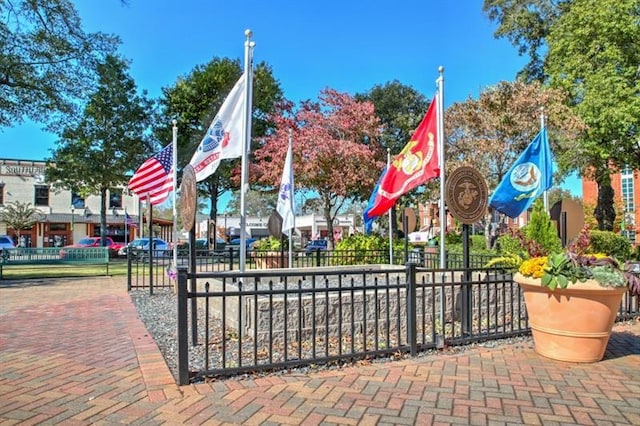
[0,158,145,247]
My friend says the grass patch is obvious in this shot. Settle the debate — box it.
[0,261,128,280]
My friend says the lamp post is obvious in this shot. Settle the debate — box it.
[70,206,74,244]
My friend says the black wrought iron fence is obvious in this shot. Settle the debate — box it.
[175,264,535,385]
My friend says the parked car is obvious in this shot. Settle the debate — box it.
[229,237,257,250]
[0,235,16,261]
[0,235,16,250]
[118,238,169,258]
[305,239,328,255]
[60,236,123,258]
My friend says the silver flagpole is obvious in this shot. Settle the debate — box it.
[436,66,446,348]
[239,29,255,272]
[540,107,548,211]
[172,120,178,269]
[437,67,446,269]
[288,129,294,268]
[387,148,393,264]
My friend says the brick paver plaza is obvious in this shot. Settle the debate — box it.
[1,276,639,425]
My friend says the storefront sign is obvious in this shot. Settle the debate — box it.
[1,163,46,176]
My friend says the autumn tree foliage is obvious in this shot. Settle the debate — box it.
[445,80,584,190]
[445,80,584,246]
[252,89,384,247]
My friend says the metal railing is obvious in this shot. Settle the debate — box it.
[175,264,536,385]
[0,247,110,279]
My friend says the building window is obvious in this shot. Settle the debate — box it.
[34,185,49,206]
[621,165,635,244]
[71,192,85,209]
[0,183,4,205]
[109,189,122,208]
[621,166,634,213]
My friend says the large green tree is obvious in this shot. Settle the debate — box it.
[0,0,119,129]
[45,55,155,244]
[545,0,640,230]
[156,57,283,232]
[483,0,566,82]
[484,0,640,231]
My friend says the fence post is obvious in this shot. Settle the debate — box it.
[461,224,472,336]
[177,266,189,385]
[406,262,417,356]
[126,248,132,291]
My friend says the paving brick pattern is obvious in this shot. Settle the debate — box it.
[1,277,639,425]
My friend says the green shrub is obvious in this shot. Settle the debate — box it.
[253,236,285,251]
[496,233,527,258]
[588,230,632,260]
[522,199,562,256]
[332,234,407,265]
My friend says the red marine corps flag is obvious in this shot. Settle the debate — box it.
[363,96,439,227]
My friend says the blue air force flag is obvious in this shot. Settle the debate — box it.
[488,128,554,218]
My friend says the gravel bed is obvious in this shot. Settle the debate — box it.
[130,287,534,383]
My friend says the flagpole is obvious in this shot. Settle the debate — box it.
[540,107,548,211]
[239,29,255,272]
[436,66,446,269]
[288,129,294,268]
[387,148,393,265]
[436,66,445,348]
[124,207,129,245]
[172,120,178,269]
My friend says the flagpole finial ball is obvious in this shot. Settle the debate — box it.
[245,29,253,38]
[438,66,444,73]
[172,119,177,126]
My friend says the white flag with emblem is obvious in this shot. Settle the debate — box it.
[276,135,295,234]
[189,74,246,182]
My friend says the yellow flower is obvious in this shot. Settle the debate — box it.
[519,256,548,278]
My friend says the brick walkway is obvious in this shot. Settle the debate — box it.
[1,277,639,425]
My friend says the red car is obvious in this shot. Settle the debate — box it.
[60,237,124,258]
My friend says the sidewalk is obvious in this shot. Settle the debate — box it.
[1,276,639,425]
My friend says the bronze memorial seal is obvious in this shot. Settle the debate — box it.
[445,166,488,225]
[180,164,197,232]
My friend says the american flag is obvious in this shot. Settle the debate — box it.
[125,211,138,228]
[128,144,174,205]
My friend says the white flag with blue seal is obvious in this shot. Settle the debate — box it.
[277,135,295,234]
[489,127,554,218]
[189,74,246,182]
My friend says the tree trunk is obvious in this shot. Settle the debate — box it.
[322,195,334,250]
[593,168,615,231]
[207,179,219,248]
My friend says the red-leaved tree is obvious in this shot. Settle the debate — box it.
[252,89,384,247]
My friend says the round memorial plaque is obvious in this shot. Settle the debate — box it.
[180,164,197,232]
[268,211,283,238]
[444,166,488,225]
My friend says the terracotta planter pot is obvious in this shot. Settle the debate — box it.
[514,273,626,363]
[254,252,288,269]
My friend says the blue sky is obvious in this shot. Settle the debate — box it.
[2,0,581,197]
